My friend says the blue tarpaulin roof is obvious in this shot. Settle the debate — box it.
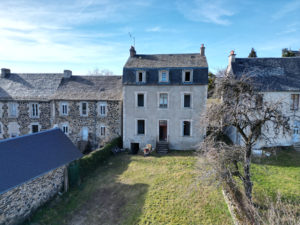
[0,128,82,194]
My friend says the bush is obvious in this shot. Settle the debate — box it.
[77,137,122,179]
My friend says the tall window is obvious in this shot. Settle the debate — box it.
[100,126,106,136]
[183,70,193,83]
[136,71,145,83]
[9,103,18,117]
[62,124,68,134]
[31,103,39,117]
[137,94,144,107]
[82,127,88,140]
[291,94,299,110]
[137,120,145,135]
[183,121,191,136]
[184,94,191,108]
[32,125,39,133]
[81,102,88,116]
[99,102,107,116]
[61,103,68,116]
[159,93,168,108]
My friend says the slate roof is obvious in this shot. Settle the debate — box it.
[0,128,82,194]
[0,73,122,101]
[231,57,300,91]
[124,54,208,68]
[54,76,122,101]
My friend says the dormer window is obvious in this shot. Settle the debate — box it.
[182,70,193,83]
[159,70,169,83]
[136,71,146,83]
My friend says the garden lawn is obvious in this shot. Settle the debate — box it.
[24,151,232,225]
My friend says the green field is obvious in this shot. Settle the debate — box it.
[25,151,232,225]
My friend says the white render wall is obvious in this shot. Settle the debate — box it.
[123,85,207,150]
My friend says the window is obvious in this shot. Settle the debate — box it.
[81,102,88,116]
[62,124,69,134]
[99,102,107,116]
[159,93,168,108]
[0,123,2,134]
[255,94,263,108]
[182,70,193,83]
[31,103,39,117]
[11,133,17,138]
[159,70,169,83]
[61,102,68,116]
[100,126,106,136]
[184,94,191,108]
[183,121,191,136]
[82,127,88,141]
[136,71,146,83]
[291,94,299,110]
[137,120,145,135]
[9,103,18,117]
[32,125,39,133]
[137,94,144,107]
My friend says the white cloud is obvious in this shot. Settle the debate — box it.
[146,26,162,32]
[176,0,235,25]
[272,0,300,20]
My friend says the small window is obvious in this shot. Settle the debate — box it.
[32,125,39,133]
[99,102,107,116]
[183,70,193,83]
[159,93,168,108]
[62,125,69,134]
[81,102,88,116]
[100,126,106,136]
[136,71,146,83]
[31,103,39,117]
[9,103,18,117]
[10,133,17,138]
[137,94,144,107]
[138,72,143,82]
[184,94,191,108]
[183,121,191,136]
[159,70,169,82]
[137,120,145,135]
[291,94,299,110]
[61,103,68,116]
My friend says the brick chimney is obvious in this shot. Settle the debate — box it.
[130,46,136,57]
[63,70,72,78]
[1,68,10,78]
[200,44,205,56]
[228,50,236,63]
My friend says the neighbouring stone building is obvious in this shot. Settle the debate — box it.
[0,129,82,225]
[122,45,208,151]
[0,68,122,151]
[226,50,300,149]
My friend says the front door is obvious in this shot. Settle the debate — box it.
[159,120,168,141]
[293,122,300,143]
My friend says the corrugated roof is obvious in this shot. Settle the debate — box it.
[124,54,208,68]
[231,57,300,91]
[0,129,82,194]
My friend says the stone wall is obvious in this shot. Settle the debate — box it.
[0,166,65,225]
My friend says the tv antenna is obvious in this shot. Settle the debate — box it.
[128,32,135,47]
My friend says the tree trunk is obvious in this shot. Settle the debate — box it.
[244,144,253,202]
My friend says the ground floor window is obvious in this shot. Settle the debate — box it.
[100,126,106,136]
[137,120,145,135]
[183,121,191,136]
[32,125,39,133]
[62,125,69,134]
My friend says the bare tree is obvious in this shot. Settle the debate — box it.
[88,68,114,76]
[201,73,290,203]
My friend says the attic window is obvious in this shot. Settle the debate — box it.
[182,70,193,83]
[138,72,143,82]
[159,70,169,83]
[136,71,146,83]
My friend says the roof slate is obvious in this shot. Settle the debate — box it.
[231,57,300,91]
[0,129,82,194]
[0,74,122,101]
[124,54,208,68]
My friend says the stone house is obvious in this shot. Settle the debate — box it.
[0,128,82,225]
[122,45,208,151]
[0,68,122,151]
[226,50,300,149]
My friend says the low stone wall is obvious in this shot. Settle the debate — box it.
[0,166,65,225]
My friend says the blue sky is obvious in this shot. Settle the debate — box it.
[0,0,300,75]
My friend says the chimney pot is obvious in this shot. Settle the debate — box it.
[63,70,72,78]
[229,50,236,63]
[200,44,205,56]
[130,46,136,57]
[1,68,10,78]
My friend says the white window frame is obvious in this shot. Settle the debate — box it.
[80,102,88,116]
[136,71,146,83]
[136,118,146,135]
[30,102,39,118]
[60,102,69,116]
[100,126,106,136]
[182,70,193,83]
[159,70,169,83]
[30,122,40,133]
[8,102,18,118]
[61,123,69,135]
[181,120,192,137]
[81,127,89,141]
[99,101,107,117]
[135,92,147,108]
[181,92,193,108]
[158,92,169,109]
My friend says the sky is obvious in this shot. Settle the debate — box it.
[0,0,300,75]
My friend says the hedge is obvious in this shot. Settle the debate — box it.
[77,137,122,179]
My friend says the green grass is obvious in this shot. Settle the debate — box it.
[252,149,300,210]
[24,151,232,225]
